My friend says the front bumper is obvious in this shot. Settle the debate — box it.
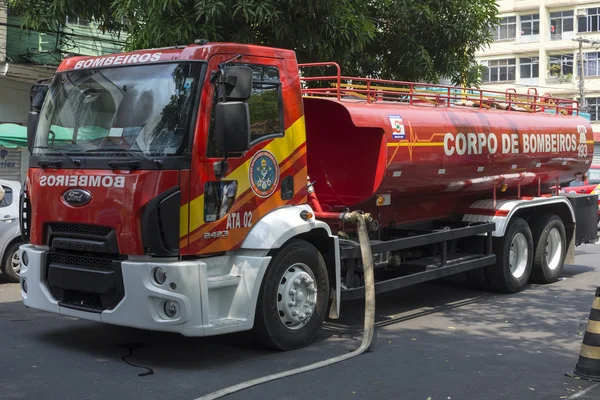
[19,244,270,336]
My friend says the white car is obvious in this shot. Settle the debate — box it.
[0,179,22,283]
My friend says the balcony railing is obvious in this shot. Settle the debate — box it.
[550,31,575,41]
[546,75,573,84]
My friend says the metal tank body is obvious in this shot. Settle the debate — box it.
[304,97,593,225]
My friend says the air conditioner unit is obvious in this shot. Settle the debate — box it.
[577,9,587,17]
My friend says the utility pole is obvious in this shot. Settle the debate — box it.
[573,37,600,112]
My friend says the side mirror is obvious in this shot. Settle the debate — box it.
[30,84,48,112]
[223,66,253,101]
[215,102,251,154]
[27,112,39,153]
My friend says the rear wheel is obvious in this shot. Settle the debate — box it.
[529,214,566,284]
[2,242,22,283]
[487,218,533,293]
[253,240,329,350]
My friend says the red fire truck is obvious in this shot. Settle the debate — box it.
[19,41,598,350]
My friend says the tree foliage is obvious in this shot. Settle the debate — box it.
[7,0,498,86]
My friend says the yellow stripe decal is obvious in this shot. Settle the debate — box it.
[388,139,594,148]
[586,320,600,335]
[387,142,444,147]
[180,200,189,238]
[580,344,600,360]
[181,116,306,237]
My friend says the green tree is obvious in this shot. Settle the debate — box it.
[6,0,498,86]
[343,0,498,86]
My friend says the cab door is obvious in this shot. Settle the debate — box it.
[181,54,307,255]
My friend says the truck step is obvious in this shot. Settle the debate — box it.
[210,318,246,328]
[403,253,484,271]
[342,253,495,301]
[207,275,241,289]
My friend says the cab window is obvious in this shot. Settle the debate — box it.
[207,63,283,157]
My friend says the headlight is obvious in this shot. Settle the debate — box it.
[163,300,179,318]
[153,267,167,285]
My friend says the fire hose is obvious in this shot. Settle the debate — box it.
[194,212,376,400]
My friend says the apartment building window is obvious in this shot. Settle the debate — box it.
[585,52,600,76]
[520,14,540,41]
[549,54,574,75]
[550,11,574,40]
[587,98,600,121]
[578,8,600,33]
[493,17,517,41]
[482,59,516,82]
[520,57,539,78]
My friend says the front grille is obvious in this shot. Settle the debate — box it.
[48,252,113,270]
[48,223,111,236]
[46,251,124,311]
[44,223,122,312]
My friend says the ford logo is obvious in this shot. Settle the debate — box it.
[62,188,92,207]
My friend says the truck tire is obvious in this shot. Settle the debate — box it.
[529,214,566,284]
[253,239,330,350]
[2,242,22,283]
[487,218,533,293]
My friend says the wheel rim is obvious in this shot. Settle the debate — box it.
[545,228,562,271]
[277,263,317,330]
[11,250,20,275]
[509,233,528,278]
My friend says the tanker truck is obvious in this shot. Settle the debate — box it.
[18,42,598,351]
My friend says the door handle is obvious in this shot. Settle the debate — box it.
[0,215,16,222]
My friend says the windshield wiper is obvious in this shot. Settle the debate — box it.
[87,148,164,169]
[33,146,83,167]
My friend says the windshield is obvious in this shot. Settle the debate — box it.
[34,62,203,157]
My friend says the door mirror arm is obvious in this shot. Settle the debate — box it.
[212,61,253,178]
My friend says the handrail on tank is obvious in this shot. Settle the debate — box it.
[298,62,580,116]
[298,62,342,101]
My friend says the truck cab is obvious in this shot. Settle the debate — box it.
[20,43,328,350]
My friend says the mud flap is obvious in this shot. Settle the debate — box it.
[564,193,598,246]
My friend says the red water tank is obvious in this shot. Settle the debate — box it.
[304,97,592,224]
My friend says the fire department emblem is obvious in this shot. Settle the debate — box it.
[389,114,405,139]
[249,150,279,198]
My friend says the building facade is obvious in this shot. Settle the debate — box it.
[476,1,600,131]
[0,6,127,182]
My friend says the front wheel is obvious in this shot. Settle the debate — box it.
[253,240,330,350]
[2,242,22,283]
[487,218,533,293]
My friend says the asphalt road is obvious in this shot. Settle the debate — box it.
[2,244,600,400]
